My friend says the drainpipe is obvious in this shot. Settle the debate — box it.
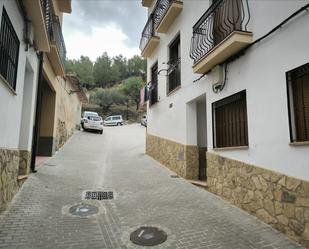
[30,52,44,173]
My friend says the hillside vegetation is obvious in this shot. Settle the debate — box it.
[65,53,147,121]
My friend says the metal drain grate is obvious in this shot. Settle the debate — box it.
[170,175,179,178]
[84,191,113,200]
[130,226,167,246]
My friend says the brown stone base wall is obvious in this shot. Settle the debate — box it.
[56,119,75,151]
[146,133,199,180]
[0,148,20,212]
[19,150,31,175]
[207,152,309,247]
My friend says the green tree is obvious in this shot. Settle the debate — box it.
[127,55,146,78]
[93,52,121,88]
[75,56,94,87]
[65,59,76,73]
[65,56,94,89]
[122,76,144,110]
[113,55,128,79]
[91,88,126,113]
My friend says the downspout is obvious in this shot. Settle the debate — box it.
[30,52,44,173]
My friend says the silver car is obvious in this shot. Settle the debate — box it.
[104,115,124,126]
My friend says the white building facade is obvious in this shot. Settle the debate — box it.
[140,0,309,245]
[0,0,41,211]
[0,0,72,212]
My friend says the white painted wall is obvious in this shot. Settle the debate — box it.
[146,0,309,180]
[19,60,36,151]
[0,0,39,150]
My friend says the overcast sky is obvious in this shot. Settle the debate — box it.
[63,0,147,61]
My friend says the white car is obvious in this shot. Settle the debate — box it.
[81,111,103,134]
[104,115,124,126]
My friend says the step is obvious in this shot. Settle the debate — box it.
[17,175,28,181]
[189,180,208,188]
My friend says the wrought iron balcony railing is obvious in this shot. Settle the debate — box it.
[190,0,251,64]
[50,15,67,65]
[41,0,66,66]
[40,0,52,40]
[153,0,182,28]
[139,14,155,53]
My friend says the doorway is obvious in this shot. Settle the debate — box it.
[196,99,207,181]
[186,94,207,181]
[37,78,56,156]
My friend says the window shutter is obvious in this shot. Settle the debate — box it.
[213,91,248,148]
[289,64,309,142]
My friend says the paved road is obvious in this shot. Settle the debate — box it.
[0,124,304,249]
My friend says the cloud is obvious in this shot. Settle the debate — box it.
[63,0,147,54]
[64,23,140,61]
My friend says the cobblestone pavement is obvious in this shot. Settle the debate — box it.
[0,124,304,249]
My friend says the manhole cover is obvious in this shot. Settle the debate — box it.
[130,226,167,246]
[84,191,114,200]
[170,175,179,178]
[69,204,98,217]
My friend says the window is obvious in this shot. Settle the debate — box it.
[168,35,180,94]
[0,8,20,90]
[149,62,158,106]
[287,63,309,142]
[213,90,248,148]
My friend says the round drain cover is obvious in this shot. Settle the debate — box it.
[69,204,98,217]
[130,226,167,246]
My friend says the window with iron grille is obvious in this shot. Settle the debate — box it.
[149,63,158,106]
[168,35,180,94]
[0,8,20,90]
[287,63,309,142]
[213,90,248,148]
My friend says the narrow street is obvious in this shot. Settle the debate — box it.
[0,125,303,249]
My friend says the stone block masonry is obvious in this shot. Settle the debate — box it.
[0,148,19,212]
[146,133,199,180]
[207,152,309,248]
[0,149,31,212]
[19,150,31,175]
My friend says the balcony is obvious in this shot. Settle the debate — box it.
[142,0,153,7]
[47,14,67,76]
[190,0,253,74]
[140,14,160,58]
[23,0,50,52]
[153,0,183,33]
[56,0,72,13]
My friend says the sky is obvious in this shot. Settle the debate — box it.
[62,0,147,62]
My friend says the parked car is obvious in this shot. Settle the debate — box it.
[81,111,99,129]
[141,115,147,127]
[81,111,103,134]
[104,115,124,126]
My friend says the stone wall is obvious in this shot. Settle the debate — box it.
[19,150,31,175]
[146,133,199,180]
[207,152,309,247]
[0,148,19,212]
